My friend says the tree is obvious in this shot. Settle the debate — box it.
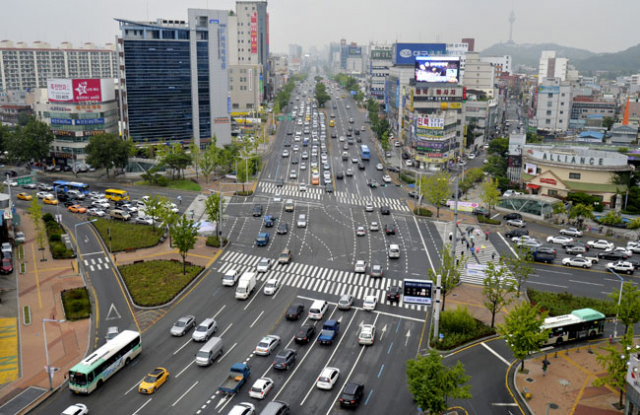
[603,116,615,130]
[609,282,640,335]
[200,145,217,183]
[593,328,634,409]
[611,171,636,210]
[487,137,509,157]
[142,194,167,233]
[480,178,501,216]
[85,133,134,178]
[314,82,331,107]
[204,193,225,226]
[17,112,31,127]
[188,142,202,181]
[552,202,567,222]
[482,154,508,178]
[161,144,192,180]
[598,211,623,226]
[5,118,55,164]
[497,302,549,372]
[170,215,198,275]
[627,218,640,240]
[429,243,466,311]
[27,196,47,259]
[420,171,450,218]
[406,349,472,414]
[459,177,474,197]
[568,203,594,227]
[483,261,515,328]
[380,130,391,152]
[503,245,534,298]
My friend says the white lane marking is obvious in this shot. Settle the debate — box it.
[124,377,145,395]
[497,232,519,258]
[132,398,153,414]
[172,380,199,407]
[213,305,226,319]
[412,216,436,272]
[568,279,604,286]
[173,338,192,355]
[219,323,233,338]
[218,342,237,363]
[175,360,196,378]
[250,310,264,328]
[481,342,511,366]
[526,281,568,288]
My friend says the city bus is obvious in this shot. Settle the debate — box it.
[540,308,605,347]
[360,145,370,160]
[104,189,130,202]
[52,180,70,192]
[68,182,90,194]
[69,330,141,394]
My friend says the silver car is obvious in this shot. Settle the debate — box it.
[170,315,196,336]
[192,318,217,342]
[338,294,354,310]
[255,335,281,356]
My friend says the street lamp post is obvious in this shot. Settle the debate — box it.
[74,219,97,269]
[42,318,65,390]
[610,269,625,340]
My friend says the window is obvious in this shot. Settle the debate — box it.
[546,119,551,125]
[548,189,558,196]
[546,110,552,116]
[548,94,553,98]
[569,173,581,180]
[547,102,552,107]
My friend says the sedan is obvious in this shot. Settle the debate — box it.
[562,257,593,269]
[277,223,288,235]
[170,315,196,336]
[365,202,374,212]
[16,193,32,201]
[138,367,169,394]
[385,223,396,235]
[566,245,588,255]
[370,264,383,278]
[3,180,17,187]
[43,197,58,205]
[382,175,392,183]
[285,303,304,320]
[263,278,280,296]
[363,296,377,311]
[598,251,629,261]
[588,239,614,250]
[546,235,573,245]
[606,247,633,257]
[356,226,366,236]
[380,206,390,215]
[272,348,296,370]
[38,183,53,191]
[370,221,379,231]
[92,201,110,209]
[257,258,273,273]
[68,205,87,214]
[560,227,583,237]
[36,191,53,199]
[293,324,316,344]
[87,208,106,217]
[249,378,274,400]
[338,294,354,310]
[135,217,154,225]
[376,163,384,171]
[387,285,402,302]
[255,335,281,356]
[62,404,89,415]
[317,367,341,390]
[354,260,367,273]
[507,219,526,228]
[358,324,376,346]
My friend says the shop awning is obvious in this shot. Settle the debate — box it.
[526,184,541,189]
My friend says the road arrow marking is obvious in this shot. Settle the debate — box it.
[405,329,411,346]
[106,303,121,321]
[216,394,230,409]
[379,324,387,341]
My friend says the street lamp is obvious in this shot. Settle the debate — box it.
[74,219,97,269]
[609,269,625,340]
[42,318,65,390]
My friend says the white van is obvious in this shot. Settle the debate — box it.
[235,271,257,300]
[308,300,328,320]
[195,337,224,366]
[222,269,239,287]
[110,209,131,221]
[389,244,401,259]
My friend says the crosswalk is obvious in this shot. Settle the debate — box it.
[217,250,426,311]
[258,183,410,212]
[83,256,111,272]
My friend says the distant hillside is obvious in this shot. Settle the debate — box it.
[573,44,640,74]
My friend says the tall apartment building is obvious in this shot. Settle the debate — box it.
[116,9,232,146]
[234,1,270,99]
[368,44,392,102]
[535,78,572,132]
[538,51,568,85]
[288,44,302,59]
[480,55,512,75]
[0,41,117,91]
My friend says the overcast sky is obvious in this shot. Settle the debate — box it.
[2,0,638,54]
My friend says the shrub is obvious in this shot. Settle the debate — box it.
[236,190,253,196]
[49,233,61,242]
[440,306,477,335]
[399,173,415,184]
[477,215,501,225]
[431,306,495,350]
[43,213,55,223]
[414,207,433,217]
[61,287,91,321]
[527,288,616,317]
[206,236,228,247]
[156,176,169,187]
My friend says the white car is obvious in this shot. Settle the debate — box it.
[289,170,297,179]
[405,159,413,167]
[354,260,367,273]
[3,180,17,187]
[62,403,89,415]
[370,221,379,231]
[339,136,346,142]
[92,200,110,209]
[257,258,272,273]
[560,227,583,237]
[282,150,289,158]
[506,219,526,228]
[546,235,573,245]
[36,191,54,199]
[376,163,383,171]
[511,235,535,244]
[562,257,593,269]
[607,261,635,275]
[249,377,274,400]
[468,153,476,160]
[365,202,374,212]
[89,191,104,198]
[363,295,378,311]
[605,246,633,257]
[316,367,340,390]
[121,203,138,213]
[263,278,280,295]
[255,335,280,356]
[228,403,256,415]
[587,239,614,250]
[502,189,523,197]
[297,214,307,228]
[87,208,106,217]
[627,241,640,253]
[164,203,179,214]
[300,163,306,170]
[358,324,376,346]
[382,175,392,183]
[135,217,154,225]
[299,183,307,192]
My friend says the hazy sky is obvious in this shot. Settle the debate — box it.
[2,0,638,54]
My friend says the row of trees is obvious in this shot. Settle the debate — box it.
[365,97,391,151]
[0,117,55,165]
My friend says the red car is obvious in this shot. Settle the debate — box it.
[0,258,13,274]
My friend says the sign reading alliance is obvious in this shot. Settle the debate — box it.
[47,79,103,103]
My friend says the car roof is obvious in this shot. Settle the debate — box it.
[343,382,363,393]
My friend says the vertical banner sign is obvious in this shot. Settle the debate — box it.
[249,68,253,92]
[250,12,258,54]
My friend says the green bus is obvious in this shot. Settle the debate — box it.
[69,330,141,394]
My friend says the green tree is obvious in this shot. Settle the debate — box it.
[487,137,509,157]
[314,82,331,107]
[598,211,623,226]
[483,261,515,328]
[85,133,134,178]
[27,196,47,257]
[552,202,567,222]
[480,178,501,216]
[593,328,634,409]
[380,130,391,152]
[497,302,549,372]
[406,349,472,414]
[609,282,640,335]
[603,116,615,130]
[503,245,534,298]
[525,132,542,143]
[5,117,55,164]
[170,215,198,275]
[17,112,31,127]
[482,154,508,178]
[200,145,217,183]
[188,142,202,181]
[568,203,595,226]
[611,171,635,210]
[627,218,640,239]
[420,171,450,218]
[204,193,225,225]
[142,194,167,233]
[0,124,11,153]
[459,177,474,197]
[429,243,466,311]
[161,144,192,180]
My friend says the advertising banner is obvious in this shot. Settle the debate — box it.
[250,12,258,54]
[72,79,102,102]
[48,78,110,103]
[48,79,73,102]
[446,201,479,211]
[50,118,73,125]
[74,118,105,125]
[525,163,537,174]
[249,68,253,92]
[403,279,433,305]
[371,50,392,60]
[416,117,444,129]
[415,57,460,83]
[392,43,447,65]
[348,46,362,56]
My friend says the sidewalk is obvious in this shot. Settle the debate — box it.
[0,211,89,411]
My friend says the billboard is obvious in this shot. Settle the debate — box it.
[348,46,362,56]
[250,12,258,54]
[371,50,392,60]
[392,43,447,65]
[47,79,114,103]
[415,57,460,83]
[416,117,444,129]
[403,279,433,305]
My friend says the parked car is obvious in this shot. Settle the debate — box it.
[560,227,583,237]
[587,239,615,250]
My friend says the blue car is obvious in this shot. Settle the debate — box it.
[256,232,270,247]
[264,215,276,227]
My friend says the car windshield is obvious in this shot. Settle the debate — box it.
[251,386,263,393]
[361,332,372,339]
[175,321,186,327]
[266,282,276,288]
[258,341,270,348]
[196,326,206,332]
[274,355,288,362]
[143,374,158,383]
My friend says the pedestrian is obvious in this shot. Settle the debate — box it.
[492,252,496,261]
[466,241,469,249]
[461,250,464,258]
[448,232,453,241]
[471,241,475,248]
[485,230,490,240]
[178,195,182,205]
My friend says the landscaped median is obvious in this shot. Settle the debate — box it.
[61,287,91,320]
[119,260,204,306]
[93,218,163,252]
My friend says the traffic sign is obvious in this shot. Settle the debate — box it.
[15,175,35,186]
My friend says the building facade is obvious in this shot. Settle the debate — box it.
[538,51,568,84]
[0,41,117,91]
[368,44,392,102]
[535,78,572,132]
[463,52,496,97]
[479,55,512,75]
[570,97,616,121]
[234,1,270,99]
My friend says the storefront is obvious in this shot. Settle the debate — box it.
[521,145,631,208]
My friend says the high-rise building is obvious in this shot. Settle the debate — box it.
[0,41,117,91]
[368,43,392,102]
[234,1,270,99]
[463,52,496,97]
[480,55,512,75]
[288,44,302,59]
[461,38,475,52]
[116,9,232,146]
[535,78,572,132]
[538,51,568,85]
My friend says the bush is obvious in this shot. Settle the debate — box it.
[477,215,501,225]
[51,241,74,259]
[61,287,91,321]
[431,306,495,350]
[441,306,477,335]
[49,233,61,242]
[527,288,617,317]
[414,207,433,217]
[43,213,55,223]
[235,190,254,196]
[399,173,415,184]
[156,176,169,187]
[206,236,228,247]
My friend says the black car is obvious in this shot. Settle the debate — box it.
[294,325,316,344]
[358,163,365,170]
[272,348,296,370]
[276,179,284,188]
[505,228,529,239]
[472,207,489,217]
[284,140,291,145]
[402,152,410,160]
[388,166,400,173]
[385,223,396,235]
[564,241,589,251]
[285,303,304,320]
[287,130,293,135]
[339,382,364,408]
[325,184,333,193]
[354,130,360,136]
[336,172,344,180]
[277,223,289,235]
[598,251,629,260]
[346,131,352,137]
[252,205,263,217]
[63,200,76,207]
[356,137,362,143]
[380,206,390,215]
[331,132,337,138]
[291,157,299,165]
[503,212,522,221]
[387,286,401,303]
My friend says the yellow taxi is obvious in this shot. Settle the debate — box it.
[138,367,169,394]
[43,197,58,205]
[68,205,87,214]
[16,193,32,201]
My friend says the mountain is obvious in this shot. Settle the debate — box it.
[574,44,640,73]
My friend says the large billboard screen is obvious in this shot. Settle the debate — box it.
[415,57,460,83]
[47,79,114,103]
[392,43,447,65]
[403,279,433,305]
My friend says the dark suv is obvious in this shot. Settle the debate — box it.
[505,228,529,239]
[503,212,522,221]
[272,348,297,370]
[252,205,263,217]
[339,382,364,408]
[387,286,401,302]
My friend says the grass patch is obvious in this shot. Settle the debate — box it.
[23,306,30,325]
[431,306,495,350]
[399,173,415,184]
[477,215,501,225]
[19,262,26,273]
[527,288,616,317]
[119,260,203,306]
[18,245,24,260]
[93,218,162,252]
[43,216,75,259]
[235,190,254,196]
[206,236,228,248]
[413,207,433,217]
[61,287,91,321]
[135,179,201,192]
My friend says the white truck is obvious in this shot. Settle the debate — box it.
[235,271,257,300]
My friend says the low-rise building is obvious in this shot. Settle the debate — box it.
[535,78,572,133]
